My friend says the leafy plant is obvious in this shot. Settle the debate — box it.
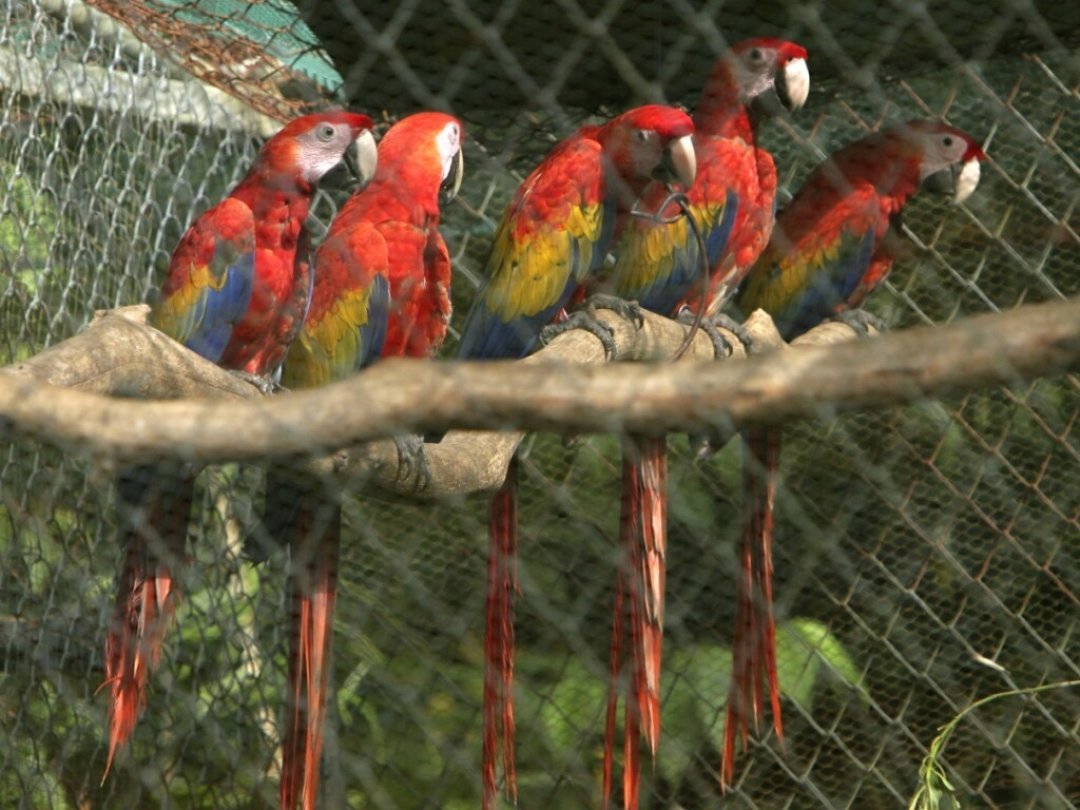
[908,680,1080,810]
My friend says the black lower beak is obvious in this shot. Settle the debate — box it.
[655,150,679,186]
[750,89,785,121]
[921,165,958,197]
[342,145,361,185]
[440,149,464,204]
[319,143,366,193]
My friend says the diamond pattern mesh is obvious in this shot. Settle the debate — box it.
[0,1,1076,807]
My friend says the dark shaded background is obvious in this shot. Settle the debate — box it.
[300,0,1080,115]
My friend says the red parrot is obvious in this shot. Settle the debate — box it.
[455,105,696,810]
[724,120,983,787]
[265,111,464,810]
[602,39,809,810]
[104,110,376,780]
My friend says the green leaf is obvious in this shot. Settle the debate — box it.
[779,618,865,712]
[658,644,731,783]
[539,656,605,756]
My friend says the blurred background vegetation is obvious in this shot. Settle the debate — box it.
[0,0,1077,807]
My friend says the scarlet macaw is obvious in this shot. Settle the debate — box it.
[601,38,809,810]
[105,111,376,779]
[455,104,697,810]
[267,111,464,810]
[723,119,983,787]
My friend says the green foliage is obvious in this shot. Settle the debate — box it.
[654,619,863,787]
[908,681,1080,810]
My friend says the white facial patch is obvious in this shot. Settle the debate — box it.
[302,141,347,183]
[436,122,462,182]
[784,58,810,110]
[300,124,373,184]
[953,158,981,204]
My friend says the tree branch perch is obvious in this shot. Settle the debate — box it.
[2,298,1078,499]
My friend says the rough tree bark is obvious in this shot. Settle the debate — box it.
[2,298,1079,499]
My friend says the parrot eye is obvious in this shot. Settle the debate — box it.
[749,48,763,62]
[317,124,336,142]
[943,135,954,147]
[636,130,652,143]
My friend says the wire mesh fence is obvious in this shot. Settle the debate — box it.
[0,0,1077,808]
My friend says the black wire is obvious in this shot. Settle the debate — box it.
[627,189,710,360]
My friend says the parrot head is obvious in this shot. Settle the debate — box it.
[900,120,985,204]
[697,38,809,130]
[600,104,696,202]
[371,111,465,206]
[734,38,809,113]
[262,111,377,188]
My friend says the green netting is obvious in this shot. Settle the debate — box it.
[0,1,1077,808]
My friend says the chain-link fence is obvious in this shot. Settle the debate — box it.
[0,0,1077,807]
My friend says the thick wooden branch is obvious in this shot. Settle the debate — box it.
[3,298,1079,499]
[3,304,758,497]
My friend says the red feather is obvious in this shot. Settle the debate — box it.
[721,426,783,789]
[104,111,372,781]
[722,119,984,788]
[484,458,520,810]
[276,112,462,810]
[602,41,808,809]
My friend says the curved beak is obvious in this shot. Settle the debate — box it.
[659,134,696,188]
[440,148,464,204]
[952,158,981,204]
[344,129,379,189]
[777,57,810,112]
[922,158,981,204]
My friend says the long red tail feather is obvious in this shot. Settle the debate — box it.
[606,435,668,810]
[483,457,520,810]
[603,559,626,810]
[721,426,784,789]
[282,493,341,810]
[103,468,192,781]
[632,436,667,758]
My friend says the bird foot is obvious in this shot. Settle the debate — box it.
[584,293,646,329]
[676,310,753,359]
[830,308,886,337]
[229,370,282,395]
[540,310,616,357]
[392,434,432,493]
[541,293,643,360]
[540,298,626,360]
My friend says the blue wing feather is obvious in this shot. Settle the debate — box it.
[176,250,255,363]
[632,189,739,316]
[458,195,616,360]
[358,273,391,369]
[770,228,876,340]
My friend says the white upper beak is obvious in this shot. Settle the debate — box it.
[953,158,981,204]
[783,57,811,111]
[669,134,697,188]
[354,129,378,188]
[442,148,464,203]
